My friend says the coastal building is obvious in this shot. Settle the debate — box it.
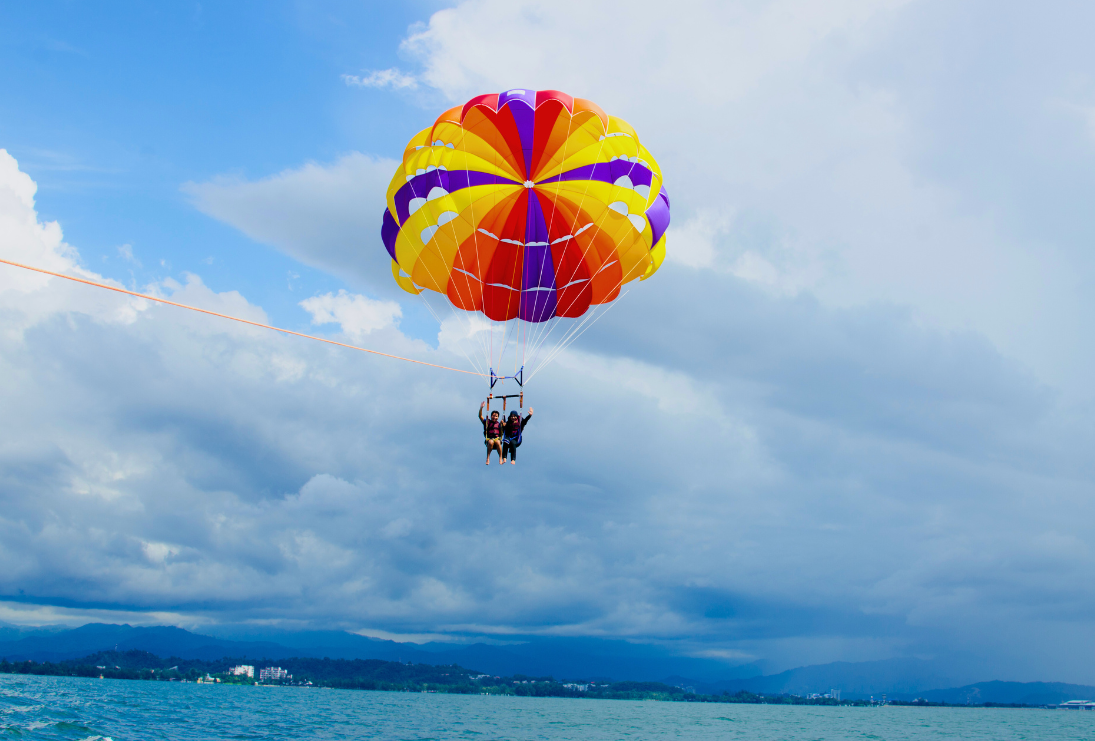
[1058,700,1095,710]
[230,665,254,678]
[258,666,291,682]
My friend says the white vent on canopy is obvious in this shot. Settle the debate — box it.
[420,211,459,244]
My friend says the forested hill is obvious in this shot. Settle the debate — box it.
[0,650,859,704]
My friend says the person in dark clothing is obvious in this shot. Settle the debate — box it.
[501,408,533,465]
[479,402,504,465]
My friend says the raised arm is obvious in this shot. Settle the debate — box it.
[479,401,486,422]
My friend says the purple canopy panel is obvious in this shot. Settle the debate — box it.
[520,289,557,323]
[394,168,444,223]
[520,241,558,323]
[381,209,399,260]
[536,161,653,188]
[609,159,654,187]
[497,88,537,112]
[393,170,517,224]
[525,189,550,245]
[498,89,537,179]
[646,186,671,247]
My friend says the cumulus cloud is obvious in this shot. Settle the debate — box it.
[0,150,83,283]
[401,0,910,104]
[300,290,402,340]
[392,0,1095,396]
[341,68,418,90]
[181,153,400,296]
[7,0,1095,683]
[116,243,139,266]
[6,148,1095,680]
[182,0,1095,392]
[666,211,728,271]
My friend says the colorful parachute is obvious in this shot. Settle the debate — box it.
[381,88,670,383]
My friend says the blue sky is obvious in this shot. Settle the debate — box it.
[0,0,441,329]
[2,0,1095,684]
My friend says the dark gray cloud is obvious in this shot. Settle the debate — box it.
[2,205,1092,680]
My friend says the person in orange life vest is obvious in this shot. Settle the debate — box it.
[479,402,504,465]
[501,408,533,465]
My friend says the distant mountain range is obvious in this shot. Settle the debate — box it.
[0,623,758,681]
[918,681,1095,706]
[696,657,971,698]
[2,623,1093,706]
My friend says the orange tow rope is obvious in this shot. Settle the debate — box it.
[0,257,486,378]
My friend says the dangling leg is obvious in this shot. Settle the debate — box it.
[509,441,519,465]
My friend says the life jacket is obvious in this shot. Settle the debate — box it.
[504,417,522,441]
[485,418,503,438]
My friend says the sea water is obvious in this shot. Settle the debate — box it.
[2,674,1093,740]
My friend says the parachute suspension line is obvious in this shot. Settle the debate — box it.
[527,308,596,380]
[453,111,498,380]
[522,316,540,373]
[525,315,564,375]
[526,315,561,378]
[528,225,652,377]
[0,257,488,377]
[385,91,669,389]
[553,290,629,367]
[539,228,649,371]
[401,153,490,378]
[506,316,520,379]
[520,103,582,379]
[525,236,643,380]
[494,315,508,377]
[513,316,521,378]
[522,112,611,380]
[526,122,654,379]
[433,116,494,385]
[408,244,484,377]
[527,287,631,384]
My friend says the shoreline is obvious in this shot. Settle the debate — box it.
[0,656,1056,710]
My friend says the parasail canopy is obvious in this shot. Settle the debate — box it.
[381,88,670,384]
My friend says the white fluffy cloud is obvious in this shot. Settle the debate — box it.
[181,153,400,295]
[393,0,1095,396]
[300,289,402,340]
[7,0,1095,683]
[342,68,418,90]
[5,147,1095,680]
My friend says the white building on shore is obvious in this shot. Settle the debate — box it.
[1059,700,1095,710]
[258,667,291,682]
[230,665,254,678]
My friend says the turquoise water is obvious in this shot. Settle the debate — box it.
[2,674,1093,740]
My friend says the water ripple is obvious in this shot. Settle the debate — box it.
[1,674,1093,740]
